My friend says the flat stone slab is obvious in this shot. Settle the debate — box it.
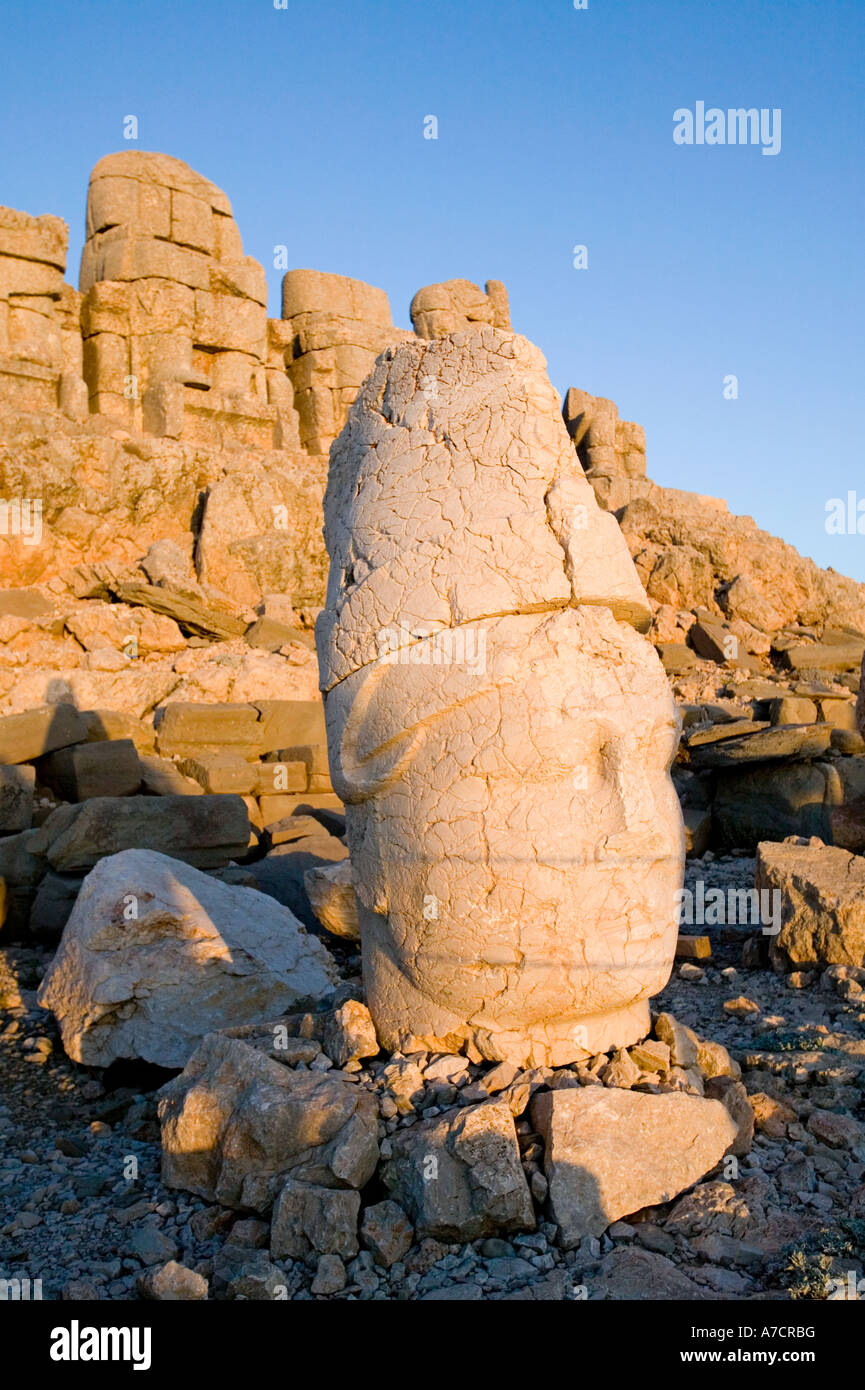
[35,739,141,801]
[114,582,246,640]
[685,723,831,768]
[255,761,307,795]
[783,642,865,673]
[178,753,258,795]
[156,702,263,758]
[530,1086,738,1246]
[0,704,88,764]
[685,719,769,747]
[734,679,789,700]
[39,793,250,871]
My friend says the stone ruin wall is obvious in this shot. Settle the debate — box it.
[0,152,519,620]
[0,152,403,456]
[0,154,516,462]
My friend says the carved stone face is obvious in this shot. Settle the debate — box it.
[319,326,685,1066]
[325,607,684,1066]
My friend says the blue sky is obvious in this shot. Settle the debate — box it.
[2,0,863,578]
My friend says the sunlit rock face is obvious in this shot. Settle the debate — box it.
[318,326,684,1066]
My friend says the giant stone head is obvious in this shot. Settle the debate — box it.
[317,327,684,1066]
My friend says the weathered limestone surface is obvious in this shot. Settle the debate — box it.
[318,328,684,1065]
[279,269,407,456]
[562,386,647,506]
[757,836,865,971]
[79,152,283,444]
[159,1032,379,1208]
[37,848,337,1066]
[410,278,511,339]
[0,155,343,611]
[619,489,865,638]
[40,792,251,871]
[382,1099,534,1241]
[0,205,87,417]
[531,1087,739,1246]
[305,858,359,940]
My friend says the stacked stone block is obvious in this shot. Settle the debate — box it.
[0,207,87,416]
[562,387,648,512]
[79,152,292,447]
[278,269,405,456]
[0,696,340,937]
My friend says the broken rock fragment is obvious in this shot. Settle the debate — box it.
[304,858,359,940]
[322,999,379,1067]
[159,1032,378,1209]
[757,836,865,971]
[270,1178,360,1260]
[530,1086,738,1247]
[381,1099,534,1242]
[38,849,337,1067]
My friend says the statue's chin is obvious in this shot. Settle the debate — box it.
[375,906,679,1027]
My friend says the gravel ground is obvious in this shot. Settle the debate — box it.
[3,853,865,1302]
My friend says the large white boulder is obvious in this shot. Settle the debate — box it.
[37,848,337,1067]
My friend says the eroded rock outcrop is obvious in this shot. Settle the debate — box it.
[0,153,408,618]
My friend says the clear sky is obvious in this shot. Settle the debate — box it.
[1,0,863,579]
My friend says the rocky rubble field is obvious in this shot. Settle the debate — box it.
[3,846,865,1303]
